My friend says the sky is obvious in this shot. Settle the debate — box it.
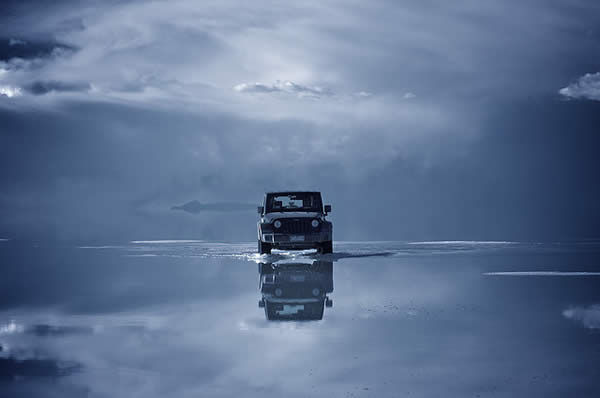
[1,0,600,242]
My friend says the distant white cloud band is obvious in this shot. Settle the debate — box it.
[0,85,22,97]
[563,305,600,329]
[559,72,600,101]
[233,80,333,99]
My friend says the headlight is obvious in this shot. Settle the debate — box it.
[311,219,319,228]
[274,220,282,229]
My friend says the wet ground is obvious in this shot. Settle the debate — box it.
[1,240,599,397]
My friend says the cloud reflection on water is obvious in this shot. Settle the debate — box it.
[0,241,599,396]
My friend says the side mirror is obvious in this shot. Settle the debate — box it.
[257,206,264,215]
[258,299,265,308]
[325,297,333,308]
[324,204,331,214]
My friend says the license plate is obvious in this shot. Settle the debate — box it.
[290,235,305,242]
[290,275,305,282]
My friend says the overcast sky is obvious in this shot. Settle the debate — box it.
[1,0,600,242]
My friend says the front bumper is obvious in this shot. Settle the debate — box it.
[261,232,331,249]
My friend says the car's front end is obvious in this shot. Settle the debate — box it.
[259,213,332,251]
[257,191,333,254]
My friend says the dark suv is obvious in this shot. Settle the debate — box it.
[257,191,333,254]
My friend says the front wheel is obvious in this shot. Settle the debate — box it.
[319,241,333,254]
[258,240,272,254]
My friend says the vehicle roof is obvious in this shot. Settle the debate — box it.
[265,191,321,194]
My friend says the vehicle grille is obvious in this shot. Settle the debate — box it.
[277,218,320,234]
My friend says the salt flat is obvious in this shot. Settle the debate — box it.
[1,240,599,397]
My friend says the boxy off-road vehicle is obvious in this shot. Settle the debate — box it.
[257,191,333,254]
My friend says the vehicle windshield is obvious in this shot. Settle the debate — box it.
[265,192,323,213]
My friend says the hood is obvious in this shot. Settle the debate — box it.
[263,212,323,222]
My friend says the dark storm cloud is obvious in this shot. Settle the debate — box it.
[23,80,90,95]
[0,102,329,241]
[26,324,94,337]
[0,36,79,98]
[0,38,75,63]
[0,357,80,381]
[1,95,598,242]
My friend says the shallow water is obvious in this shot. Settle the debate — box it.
[1,240,599,397]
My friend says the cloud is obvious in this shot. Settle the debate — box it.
[0,0,598,110]
[172,200,256,214]
[1,0,600,242]
[27,324,94,337]
[562,305,600,329]
[24,80,91,95]
[0,84,22,97]
[233,80,333,99]
[8,38,26,46]
[559,72,600,101]
[0,38,81,99]
[1,79,91,98]
[233,82,279,94]
[0,37,75,63]
[0,357,80,381]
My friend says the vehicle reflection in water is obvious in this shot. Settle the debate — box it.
[258,260,333,321]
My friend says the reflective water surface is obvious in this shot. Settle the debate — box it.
[1,240,599,397]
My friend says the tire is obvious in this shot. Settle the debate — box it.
[320,241,333,254]
[259,263,274,274]
[258,239,272,254]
